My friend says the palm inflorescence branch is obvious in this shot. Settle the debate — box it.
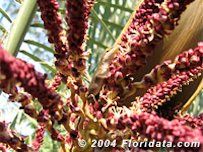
[0,0,202,151]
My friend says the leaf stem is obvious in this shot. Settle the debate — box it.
[4,0,37,56]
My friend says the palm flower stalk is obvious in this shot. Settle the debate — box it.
[65,0,95,78]
[49,72,62,91]
[0,0,203,151]
[37,0,94,112]
[139,43,203,114]
[37,0,71,78]
[108,0,194,83]
[115,112,203,151]
[0,77,66,147]
[0,62,38,119]
[37,0,79,102]
[32,123,46,152]
[37,0,67,54]
[90,0,196,105]
[0,46,63,121]
[38,0,94,80]
[9,90,38,119]
[61,0,95,112]
[175,114,203,132]
[0,46,70,147]
[36,0,75,98]
[0,121,33,152]
[114,41,203,103]
[0,47,75,145]
[86,106,203,151]
[36,110,66,144]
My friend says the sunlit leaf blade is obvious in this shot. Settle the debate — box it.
[0,7,12,22]
[97,0,133,13]
[20,50,56,74]
[88,37,108,49]
[31,23,44,28]
[10,112,21,130]
[24,40,54,53]
[91,9,116,41]
[15,0,24,4]
[0,24,7,33]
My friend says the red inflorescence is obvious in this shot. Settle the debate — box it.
[32,123,46,152]
[9,90,38,119]
[49,72,62,91]
[117,41,203,102]
[66,0,94,53]
[0,46,63,121]
[107,112,203,151]
[37,0,73,78]
[65,0,95,77]
[129,113,203,151]
[196,113,203,120]
[0,121,33,152]
[136,40,203,88]
[37,0,67,54]
[106,0,195,86]
[0,0,202,151]
[139,43,203,113]
[175,114,203,133]
[38,0,94,94]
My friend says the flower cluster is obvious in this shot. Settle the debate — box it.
[97,0,196,103]
[38,0,94,102]
[175,114,203,133]
[32,123,46,152]
[108,0,194,82]
[139,43,203,113]
[38,0,94,79]
[37,0,71,78]
[114,41,203,103]
[0,47,63,121]
[66,0,94,51]
[9,90,38,119]
[37,0,67,54]
[49,72,62,91]
[105,111,203,151]
[0,0,202,151]
[0,58,38,119]
[65,0,94,77]
[0,121,33,152]
[135,41,203,88]
[128,113,203,151]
